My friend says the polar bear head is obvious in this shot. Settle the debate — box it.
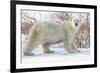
[64,19,81,34]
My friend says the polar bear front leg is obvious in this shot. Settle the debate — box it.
[63,35,78,53]
[63,29,76,53]
[63,38,74,53]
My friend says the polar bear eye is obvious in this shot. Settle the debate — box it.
[75,23,78,27]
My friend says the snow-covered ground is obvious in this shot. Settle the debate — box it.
[22,43,90,64]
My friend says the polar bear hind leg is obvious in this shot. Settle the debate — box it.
[40,43,54,54]
[23,24,41,56]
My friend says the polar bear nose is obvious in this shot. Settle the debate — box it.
[75,23,78,27]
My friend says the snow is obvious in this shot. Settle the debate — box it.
[21,34,90,65]
[22,42,90,64]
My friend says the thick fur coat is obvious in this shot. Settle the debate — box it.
[23,20,80,55]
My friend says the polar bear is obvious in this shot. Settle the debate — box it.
[23,20,81,56]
